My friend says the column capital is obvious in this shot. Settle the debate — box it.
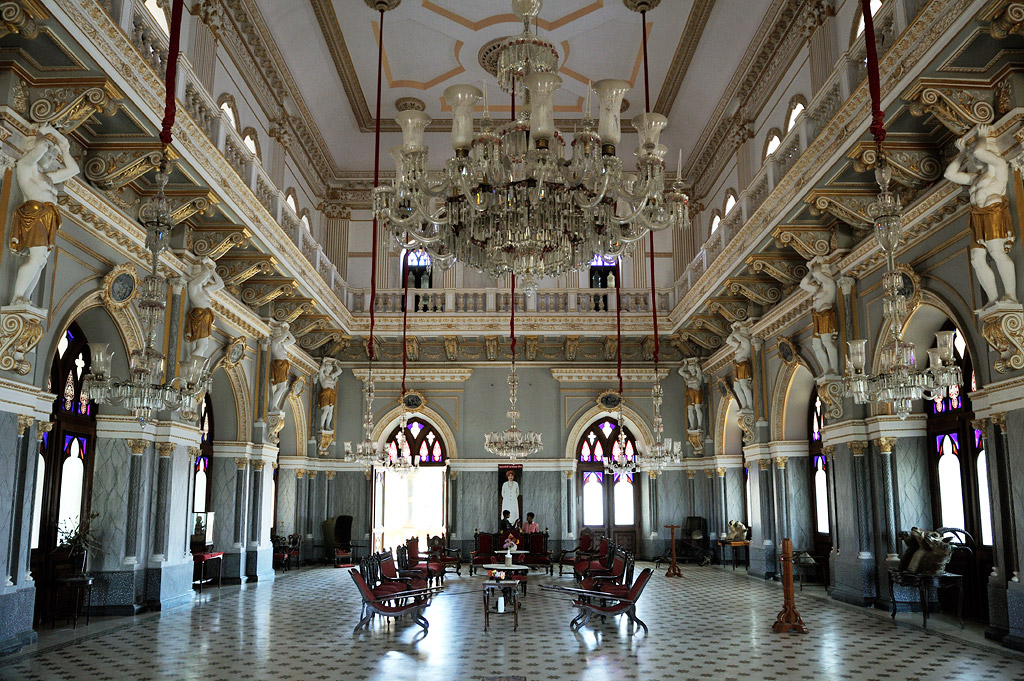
[295,468,306,478]
[774,456,788,469]
[991,412,1007,433]
[836,275,855,295]
[969,417,987,431]
[822,444,835,456]
[686,469,696,479]
[252,459,266,471]
[716,467,727,477]
[704,468,715,478]
[757,459,770,470]
[850,441,868,456]
[155,442,175,458]
[17,414,33,437]
[188,446,200,460]
[874,437,897,453]
[35,420,53,442]
[126,438,148,455]
[647,470,659,479]
[233,457,249,470]
[325,470,336,479]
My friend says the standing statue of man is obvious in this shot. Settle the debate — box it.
[268,321,296,412]
[799,256,840,375]
[316,358,343,432]
[678,358,705,432]
[726,321,754,411]
[185,257,225,360]
[944,124,1016,305]
[9,125,80,305]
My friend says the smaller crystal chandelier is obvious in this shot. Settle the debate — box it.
[604,403,635,474]
[379,410,419,475]
[355,365,379,468]
[646,379,668,472]
[485,276,543,460]
[842,0,961,420]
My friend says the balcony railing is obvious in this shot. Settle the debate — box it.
[349,288,676,315]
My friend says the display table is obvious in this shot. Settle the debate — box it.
[887,569,964,629]
[51,574,95,629]
[483,580,521,632]
[480,563,529,596]
[192,551,224,593]
[717,540,751,570]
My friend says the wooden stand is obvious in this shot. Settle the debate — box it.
[664,525,682,578]
[772,538,807,633]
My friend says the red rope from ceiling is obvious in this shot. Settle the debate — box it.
[369,9,384,362]
[510,275,517,361]
[615,268,623,395]
[860,0,886,145]
[401,259,410,394]
[641,10,659,366]
[159,0,184,146]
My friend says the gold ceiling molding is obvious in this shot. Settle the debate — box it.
[351,367,473,383]
[653,0,714,116]
[310,0,376,133]
[550,368,669,383]
[421,1,605,32]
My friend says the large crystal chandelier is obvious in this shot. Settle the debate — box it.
[485,276,543,460]
[843,0,960,420]
[84,159,213,425]
[373,0,689,292]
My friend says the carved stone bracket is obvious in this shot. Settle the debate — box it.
[0,304,46,375]
[738,409,755,445]
[297,329,345,351]
[745,252,809,286]
[240,279,297,307]
[772,225,836,260]
[727,277,783,307]
[816,377,844,420]
[686,429,705,455]
[602,337,617,361]
[806,191,875,231]
[406,336,419,362]
[444,336,459,361]
[524,336,539,361]
[317,430,335,456]
[29,85,120,134]
[485,336,500,361]
[978,301,1024,373]
[217,257,275,288]
[192,227,250,260]
[990,2,1024,38]
[83,149,166,190]
[266,411,286,445]
[171,193,218,224]
[707,297,749,323]
[667,334,695,357]
[678,328,723,351]
[692,314,731,339]
[271,297,315,324]
[906,85,995,136]
[849,142,941,189]
[292,316,329,339]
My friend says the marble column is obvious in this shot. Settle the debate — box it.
[751,459,776,578]
[851,441,876,600]
[245,459,273,581]
[233,458,249,548]
[124,439,147,562]
[874,437,899,559]
[4,416,33,587]
[704,469,717,542]
[974,418,1008,642]
[446,471,457,539]
[295,469,307,563]
[997,411,1024,651]
[145,441,195,610]
[824,444,839,590]
[686,470,696,517]
[151,443,175,560]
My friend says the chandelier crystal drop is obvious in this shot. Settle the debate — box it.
[843,160,962,419]
[83,158,213,425]
[379,410,419,475]
[647,378,667,472]
[604,404,634,474]
[484,362,543,460]
[355,365,379,469]
[372,0,689,292]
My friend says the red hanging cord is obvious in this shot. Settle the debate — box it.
[641,10,660,366]
[369,9,385,362]
[510,275,517,360]
[401,259,410,394]
[159,0,184,145]
[860,0,886,145]
[615,268,623,395]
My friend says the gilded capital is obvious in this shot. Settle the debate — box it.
[991,412,1007,433]
[774,456,788,469]
[969,418,987,432]
[704,468,715,478]
[757,459,771,470]
[188,446,200,460]
[17,414,33,437]
[126,438,148,455]
[325,470,336,479]
[233,457,249,469]
[562,469,573,479]
[449,469,458,480]
[875,437,897,454]
[252,459,266,471]
[850,441,868,457]
[295,468,306,478]
[647,470,659,479]
[716,467,726,477]
[822,444,835,457]
[155,442,175,458]
[686,469,696,479]
[35,421,53,442]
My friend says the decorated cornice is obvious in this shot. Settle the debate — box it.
[351,367,473,383]
[550,368,670,383]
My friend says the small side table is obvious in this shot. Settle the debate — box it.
[664,525,682,578]
[888,569,964,629]
[52,575,95,629]
[717,540,751,570]
[192,551,224,593]
[483,580,520,632]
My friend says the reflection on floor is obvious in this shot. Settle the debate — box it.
[2,563,1023,681]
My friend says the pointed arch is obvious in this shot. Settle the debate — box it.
[564,403,653,461]
[372,404,458,459]
[763,128,783,160]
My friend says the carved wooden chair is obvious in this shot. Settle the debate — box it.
[427,534,461,576]
[521,530,553,575]
[573,536,611,582]
[349,569,435,635]
[557,529,594,576]
[470,530,497,576]
[541,568,653,635]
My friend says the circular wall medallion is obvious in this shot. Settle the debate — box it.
[597,390,622,410]
[402,390,425,411]
[777,337,797,366]
[102,264,138,309]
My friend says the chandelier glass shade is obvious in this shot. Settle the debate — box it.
[83,161,213,425]
[844,163,962,419]
[372,0,689,292]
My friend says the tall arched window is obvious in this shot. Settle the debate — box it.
[764,132,782,159]
[385,417,446,466]
[376,418,448,550]
[193,393,214,513]
[925,321,991,620]
[724,192,737,215]
[786,99,806,133]
[241,127,260,159]
[285,190,298,213]
[402,249,433,289]
[710,214,721,235]
[219,96,238,130]
[588,255,618,311]
[144,0,169,34]
[577,418,640,553]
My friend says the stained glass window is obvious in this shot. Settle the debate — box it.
[194,456,209,513]
[936,433,965,531]
[810,394,824,442]
[57,437,87,543]
[613,473,634,525]
[975,429,993,546]
[406,249,431,267]
[814,455,829,534]
[63,371,75,412]
[384,417,446,465]
[577,419,636,464]
[582,471,604,526]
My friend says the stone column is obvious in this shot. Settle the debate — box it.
[4,416,33,587]
[994,412,1024,650]
[970,418,1008,642]
[754,459,776,578]
[874,437,899,559]
[717,467,728,538]
[325,470,336,521]
[446,470,456,539]
[823,444,838,588]
[704,469,717,541]
[152,443,176,560]
[686,470,696,517]
[245,459,273,581]
[123,439,148,563]
[295,469,307,563]
[232,457,249,549]
[850,440,876,599]
[564,470,575,541]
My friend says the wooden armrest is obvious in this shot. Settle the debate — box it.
[538,584,631,601]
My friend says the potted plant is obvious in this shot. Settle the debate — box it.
[56,512,99,574]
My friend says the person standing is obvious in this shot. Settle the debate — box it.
[501,470,521,524]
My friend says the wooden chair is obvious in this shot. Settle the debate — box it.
[349,569,435,635]
[573,537,612,582]
[581,549,631,594]
[542,568,653,634]
[557,529,594,576]
[377,550,427,591]
[521,530,552,575]
[470,530,497,576]
[427,534,462,576]
[403,537,443,584]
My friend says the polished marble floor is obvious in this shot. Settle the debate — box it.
[1,563,1022,681]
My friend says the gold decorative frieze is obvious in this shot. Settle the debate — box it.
[978,301,1024,374]
[727,277,783,307]
[0,304,45,375]
[849,142,941,189]
[707,297,749,323]
[217,256,276,287]
[83,149,167,190]
[239,279,297,307]
[745,252,809,286]
[905,84,995,135]
[29,84,120,134]
[772,224,836,260]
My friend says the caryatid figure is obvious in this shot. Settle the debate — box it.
[9,124,80,305]
[944,124,1016,305]
[726,321,754,411]
[678,358,705,432]
[799,256,840,375]
[185,257,225,360]
[316,358,344,432]
[268,321,296,412]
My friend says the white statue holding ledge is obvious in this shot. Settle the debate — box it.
[316,358,343,432]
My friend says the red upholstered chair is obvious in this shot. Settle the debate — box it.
[581,550,632,594]
[349,569,432,635]
[558,530,594,576]
[574,537,611,581]
[571,568,653,634]
[470,531,497,576]
[377,550,428,591]
[522,531,552,575]
[405,537,443,584]
[427,534,462,577]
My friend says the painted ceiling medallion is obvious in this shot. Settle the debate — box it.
[623,0,661,11]
[363,0,401,11]
[395,97,425,112]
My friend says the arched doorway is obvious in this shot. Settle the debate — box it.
[576,417,640,552]
[808,390,831,586]
[31,322,98,624]
[373,417,448,552]
[192,393,213,514]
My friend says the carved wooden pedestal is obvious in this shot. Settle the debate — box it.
[664,525,682,578]
[772,538,807,634]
